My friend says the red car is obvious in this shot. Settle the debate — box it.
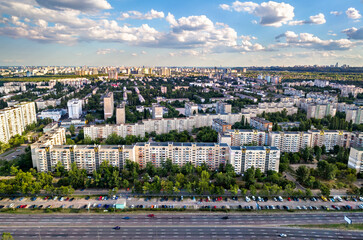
[147,214,155,218]
[98,196,102,201]
[287,197,291,201]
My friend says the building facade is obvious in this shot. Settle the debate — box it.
[0,102,37,143]
[116,103,126,125]
[220,129,266,147]
[348,147,363,173]
[212,119,232,133]
[103,92,114,120]
[229,146,280,174]
[67,99,83,119]
[250,117,273,131]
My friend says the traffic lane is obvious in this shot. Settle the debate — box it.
[1,213,363,227]
[0,226,362,239]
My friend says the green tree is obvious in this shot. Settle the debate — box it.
[1,233,14,240]
[320,184,330,196]
[296,166,310,184]
[69,125,76,136]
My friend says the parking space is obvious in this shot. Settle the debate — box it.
[0,195,362,211]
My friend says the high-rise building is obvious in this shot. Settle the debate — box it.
[269,131,311,153]
[212,119,232,133]
[116,103,126,124]
[306,103,336,119]
[108,69,118,80]
[161,86,168,94]
[229,146,280,174]
[348,147,363,173]
[103,92,114,120]
[220,129,266,147]
[250,117,273,131]
[161,67,171,76]
[67,99,83,119]
[152,104,163,119]
[0,102,37,143]
[216,101,232,114]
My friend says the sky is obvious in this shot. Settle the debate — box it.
[0,0,363,67]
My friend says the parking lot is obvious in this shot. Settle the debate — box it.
[0,195,363,212]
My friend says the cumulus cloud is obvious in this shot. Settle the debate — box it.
[119,9,164,20]
[330,11,341,16]
[275,31,354,51]
[220,1,295,27]
[346,7,361,19]
[289,13,326,25]
[343,27,363,40]
[35,0,111,12]
[0,1,265,53]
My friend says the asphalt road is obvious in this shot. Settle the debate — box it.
[0,213,363,239]
[1,226,362,239]
[1,212,363,227]
[0,146,27,161]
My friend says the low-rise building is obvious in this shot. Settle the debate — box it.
[250,117,273,131]
[38,109,66,121]
[212,119,232,133]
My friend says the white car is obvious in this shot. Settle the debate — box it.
[245,197,250,202]
[279,233,287,237]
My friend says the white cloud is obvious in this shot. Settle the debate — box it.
[119,9,164,20]
[275,31,354,51]
[220,1,295,27]
[131,53,137,56]
[343,27,363,40]
[330,11,341,16]
[346,7,361,19]
[289,13,326,25]
[35,0,111,12]
[97,48,113,55]
[327,30,337,36]
[219,4,231,11]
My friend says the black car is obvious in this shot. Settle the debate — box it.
[113,226,121,230]
[221,216,229,220]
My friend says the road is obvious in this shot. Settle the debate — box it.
[0,213,362,239]
[0,146,27,161]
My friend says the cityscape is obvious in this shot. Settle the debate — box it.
[1,0,363,239]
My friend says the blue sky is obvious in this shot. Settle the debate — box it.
[0,0,363,66]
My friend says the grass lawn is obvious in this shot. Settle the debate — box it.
[291,223,363,231]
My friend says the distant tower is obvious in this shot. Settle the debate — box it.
[335,62,339,68]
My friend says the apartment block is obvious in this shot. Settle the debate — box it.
[308,130,351,151]
[306,103,336,119]
[116,103,126,124]
[0,102,37,143]
[346,107,363,124]
[103,92,114,120]
[216,101,232,114]
[220,129,266,147]
[250,117,273,131]
[229,146,280,174]
[348,147,363,173]
[185,102,199,116]
[212,119,232,133]
[268,131,311,152]
[152,104,163,119]
[67,99,83,119]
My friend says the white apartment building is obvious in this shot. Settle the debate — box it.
[0,102,37,143]
[38,109,65,121]
[306,103,336,119]
[346,107,363,124]
[348,147,363,173]
[314,79,329,88]
[268,131,311,153]
[84,112,254,140]
[67,99,83,119]
[309,130,351,151]
[32,142,280,174]
[229,146,280,174]
[185,102,199,116]
[220,129,266,146]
